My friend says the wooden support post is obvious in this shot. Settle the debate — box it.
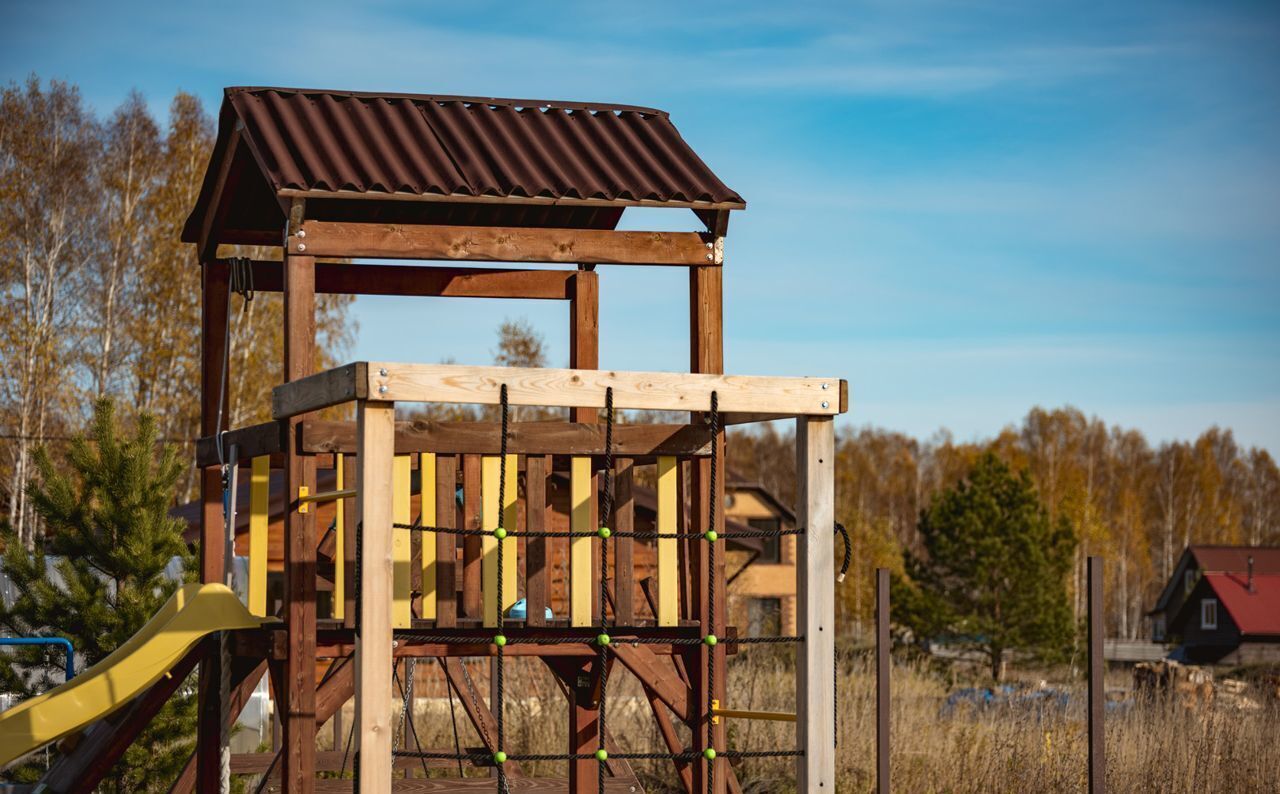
[797,416,836,791]
[876,567,890,794]
[690,262,725,794]
[355,400,395,794]
[435,455,458,628]
[570,456,594,627]
[525,456,550,627]
[249,456,270,617]
[393,454,412,628]
[481,455,518,626]
[333,453,345,621]
[283,248,318,794]
[656,456,679,627]
[1088,556,1106,794]
[196,257,229,791]
[613,459,634,626]
[420,452,437,621]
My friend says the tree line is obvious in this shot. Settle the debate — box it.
[0,76,353,547]
[729,407,1280,642]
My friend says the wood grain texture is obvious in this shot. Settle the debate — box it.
[797,416,836,791]
[236,259,578,300]
[393,454,413,629]
[272,362,367,419]
[420,453,437,621]
[461,455,482,620]
[481,455,518,627]
[194,420,285,467]
[298,419,712,458]
[342,455,357,628]
[570,456,594,627]
[348,363,842,416]
[333,454,344,621]
[289,220,718,265]
[524,456,549,628]
[356,401,396,794]
[656,456,679,628]
[613,459,635,626]
[249,456,270,617]
[435,455,458,628]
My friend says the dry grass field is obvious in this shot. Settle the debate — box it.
[321,648,1280,793]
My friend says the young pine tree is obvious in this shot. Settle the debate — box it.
[895,452,1076,681]
[0,399,195,790]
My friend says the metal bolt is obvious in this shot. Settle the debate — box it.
[379,368,388,377]
[705,242,713,249]
[822,382,829,390]
[705,254,713,261]
[297,229,306,238]
[296,243,306,252]
[821,401,830,409]
[379,385,388,395]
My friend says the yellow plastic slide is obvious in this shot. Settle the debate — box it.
[0,583,269,767]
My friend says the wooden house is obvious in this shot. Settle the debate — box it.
[1149,545,1280,664]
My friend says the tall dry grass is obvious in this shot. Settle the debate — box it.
[335,649,1279,793]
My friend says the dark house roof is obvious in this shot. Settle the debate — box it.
[1151,545,1280,614]
[1169,572,1280,639]
[183,87,744,246]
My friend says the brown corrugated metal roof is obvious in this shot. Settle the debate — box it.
[183,87,743,244]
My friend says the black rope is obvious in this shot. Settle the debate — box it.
[722,749,805,759]
[598,387,615,789]
[707,390,720,789]
[394,521,705,540]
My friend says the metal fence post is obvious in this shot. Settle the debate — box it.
[1088,556,1105,794]
[876,567,890,794]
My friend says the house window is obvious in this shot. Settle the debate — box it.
[748,518,781,563]
[1184,569,1196,595]
[1152,615,1166,643]
[747,597,782,636]
[1200,598,1217,630]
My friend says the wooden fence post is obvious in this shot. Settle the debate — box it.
[797,416,835,790]
[877,567,890,794]
[1088,556,1106,794]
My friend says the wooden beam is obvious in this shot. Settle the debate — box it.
[287,220,719,265]
[613,459,634,626]
[194,420,286,467]
[435,455,458,628]
[796,416,836,791]
[356,400,396,794]
[440,658,525,776]
[481,455,518,627]
[419,452,438,621]
[612,644,690,722]
[342,455,358,628]
[525,456,550,628]
[275,363,845,420]
[656,456,679,628]
[197,127,241,257]
[461,455,483,620]
[230,259,579,300]
[393,454,413,628]
[312,779,640,792]
[298,419,713,458]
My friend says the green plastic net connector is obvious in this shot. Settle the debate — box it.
[596,633,611,647]
[704,529,718,542]
[703,634,718,647]
[493,750,507,764]
[703,747,717,760]
[595,749,609,762]
[494,634,507,647]
[597,526,611,539]
[493,527,508,540]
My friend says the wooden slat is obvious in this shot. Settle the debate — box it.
[392,455,412,629]
[461,455,482,620]
[656,456,679,628]
[288,220,718,265]
[234,259,578,300]
[333,454,345,621]
[194,420,286,467]
[612,644,689,722]
[524,456,549,627]
[435,455,458,628]
[249,456,270,617]
[356,401,395,794]
[570,457,593,627]
[420,452,437,621]
[342,455,357,628]
[481,455,518,627]
[299,419,712,457]
[613,459,634,626]
[272,362,368,420]
[797,416,836,791]
[340,363,843,418]
[279,184,744,212]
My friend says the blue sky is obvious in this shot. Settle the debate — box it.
[4,1,1278,452]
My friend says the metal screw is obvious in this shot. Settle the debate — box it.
[821,401,829,409]
[296,243,306,252]
[822,382,829,390]
[297,229,306,238]
[379,385,388,395]
[379,368,388,377]
[706,254,713,261]
[705,242,713,249]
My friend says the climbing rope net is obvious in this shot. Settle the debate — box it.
[345,386,850,792]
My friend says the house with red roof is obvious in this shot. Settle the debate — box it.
[1151,545,1280,664]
